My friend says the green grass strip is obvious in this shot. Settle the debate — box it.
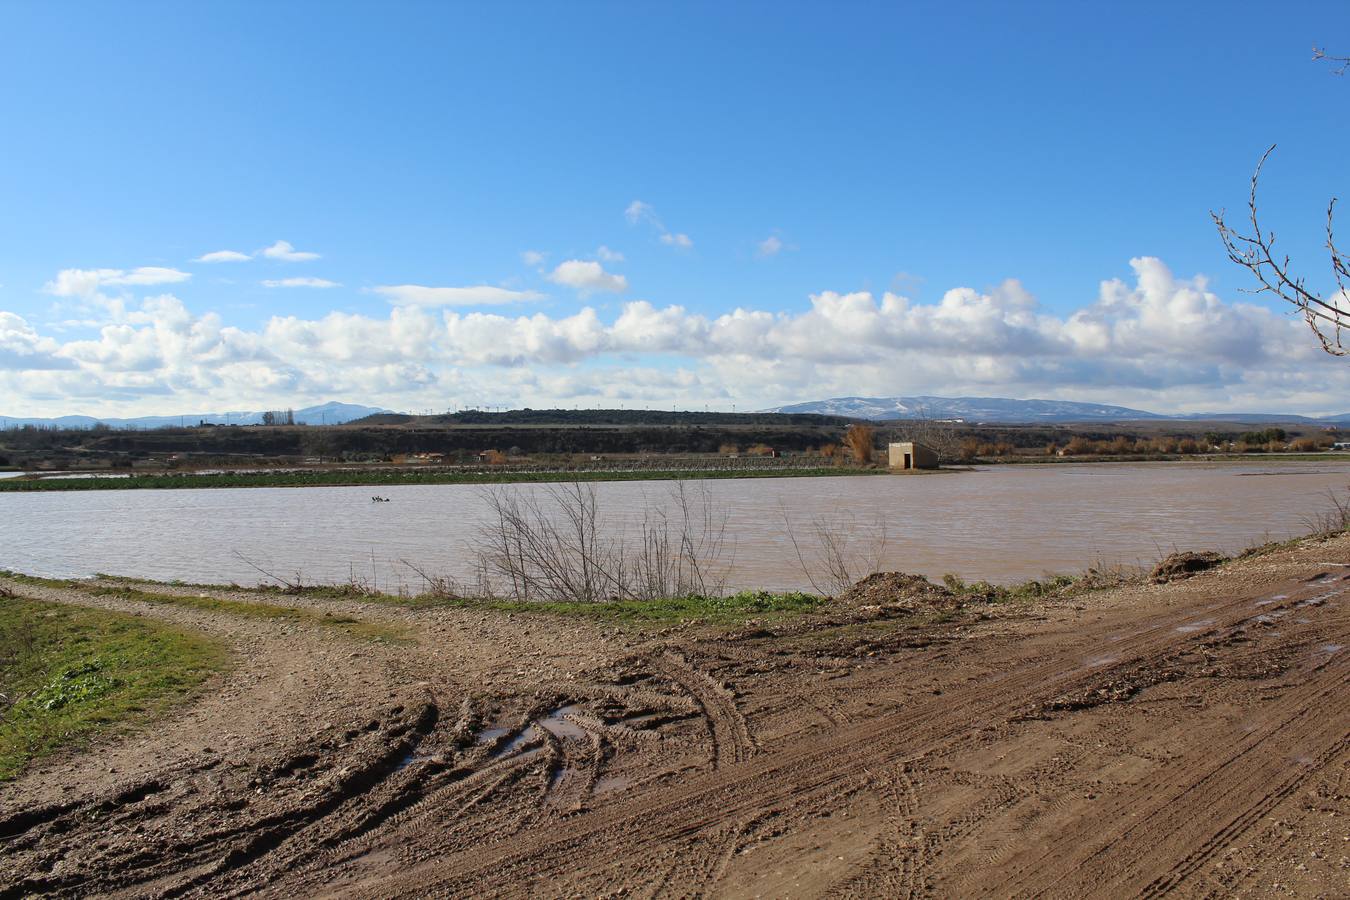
[429,589,828,624]
[0,595,229,781]
[82,586,409,643]
[0,574,407,643]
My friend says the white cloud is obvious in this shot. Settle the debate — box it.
[262,277,341,288]
[596,245,624,263]
[260,240,320,262]
[8,257,1350,418]
[626,200,692,250]
[757,235,783,257]
[195,250,251,263]
[625,200,655,225]
[44,267,192,298]
[521,250,547,267]
[374,284,546,307]
[547,259,628,294]
[0,312,73,370]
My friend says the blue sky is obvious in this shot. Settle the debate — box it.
[2,1,1349,416]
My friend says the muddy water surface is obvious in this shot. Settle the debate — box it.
[3,460,1348,590]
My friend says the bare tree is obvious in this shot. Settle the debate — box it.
[1213,146,1348,357]
[903,402,962,462]
[1213,47,1349,357]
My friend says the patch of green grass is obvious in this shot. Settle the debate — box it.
[939,570,1127,605]
[0,571,75,590]
[85,575,820,622]
[80,586,409,643]
[0,466,881,492]
[0,573,408,642]
[436,589,827,625]
[0,595,229,781]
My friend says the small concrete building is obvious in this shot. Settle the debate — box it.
[889,441,939,470]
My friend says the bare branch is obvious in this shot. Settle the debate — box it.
[1211,145,1349,356]
[1313,45,1350,76]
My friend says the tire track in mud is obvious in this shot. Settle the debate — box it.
[653,651,755,768]
[352,570,1350,897]
[953,588,1350,898]
[831,761,931,899]
[0,700,440,900]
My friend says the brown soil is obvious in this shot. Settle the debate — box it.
[2,534,1349,898]
[1150,550,1230,583]
[836,571,956,611]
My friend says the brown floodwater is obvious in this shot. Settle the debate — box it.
[3,460,1348,591]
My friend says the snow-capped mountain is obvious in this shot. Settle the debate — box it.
[762,396,1349,424]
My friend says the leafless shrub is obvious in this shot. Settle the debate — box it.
[475,481,729,602]
[399,558,467,599]
[782,508,890,596]
[232,550,307,592]
[1302,486,1350,537]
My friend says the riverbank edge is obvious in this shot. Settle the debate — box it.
[0,465,892,492]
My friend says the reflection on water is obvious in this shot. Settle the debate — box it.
[2,461,1347,590]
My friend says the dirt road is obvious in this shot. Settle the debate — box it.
[2,534,1348,898]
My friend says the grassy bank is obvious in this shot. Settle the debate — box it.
[391,589,825,624]
[0,594,229,780]
[85,574,826,626]
[0,465,881,492]
[1,574,408,643]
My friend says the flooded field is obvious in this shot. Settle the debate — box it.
[3,460,1348,590]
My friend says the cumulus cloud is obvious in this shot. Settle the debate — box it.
[596,245,624,263]
[7,256,1350,417]
[260,240,320,262]
[374,284,545,307]
[547,260,628,294]
[660,232,693,250]
[521,249,546,267]
[195,250,251,263]
[0,312,74,370]
[44,267,192,297]
[262,277,340,288]
[757,235,783,257]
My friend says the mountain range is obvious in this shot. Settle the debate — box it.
[763,396,1350,425]
[0,401,389,429]
[4,396,1348,429]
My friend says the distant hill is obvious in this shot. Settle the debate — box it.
[0,401,389,429]
[763,395,1348,425]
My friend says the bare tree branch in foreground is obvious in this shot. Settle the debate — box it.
[1313,45,1350,75]
[1212,145,1349,356]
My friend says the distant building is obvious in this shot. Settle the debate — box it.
[888,441,939,470]
[1333,442,1350,451]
